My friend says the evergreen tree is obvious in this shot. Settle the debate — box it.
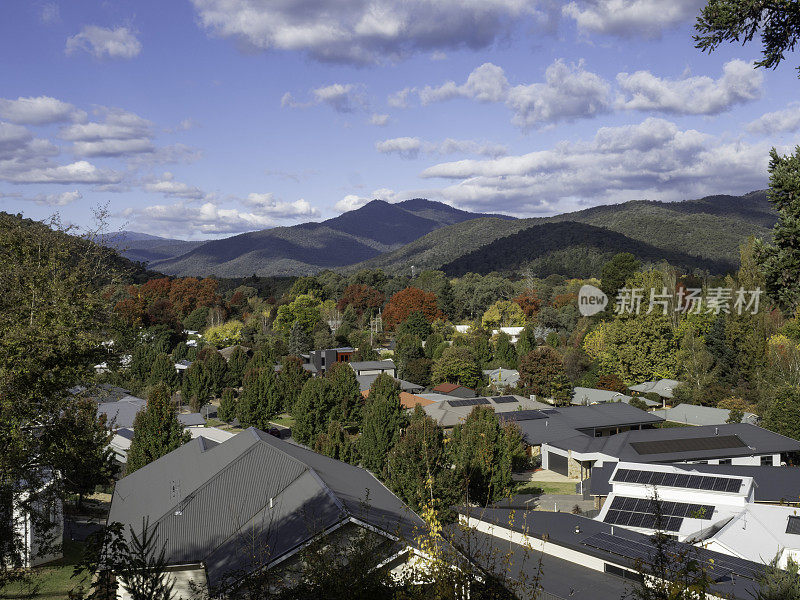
[706,315,735,382]
[226,346,249,388]
[237,366,281,429]
[763,386,800,440]
[171,341,188,362]
[148,352,178,391]
[292,377,336,445]
[431,346,484,390]
[493,332,517,369]
[201,348,228,397]
[245,349,271,371]
[218,387,238,422]
[424,332,443,359]
[359,374,406,476]
[516,323,537,359]
[288,321,312,355]
[130,344,157,383]
[518,347,567,398]
[403,357,433,387]
[181,360,211,413]
[395,333,425,381]
[326,362,363,426]
[313,420,353,462]
[397,311,433,339]
[126,385,191,474]
[600,253,641,314]
[278,355,309,413]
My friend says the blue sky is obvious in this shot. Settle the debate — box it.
[1,0,798,239]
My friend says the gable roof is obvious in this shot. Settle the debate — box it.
[628,378,682,398]
[97,395,147,430]
[422,395,551,428]
[652,403,759,426]
[108,429,427,587]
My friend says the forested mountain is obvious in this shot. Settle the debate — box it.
[147,199,514,277]
[353,191,776,276]
[108,231,204,264]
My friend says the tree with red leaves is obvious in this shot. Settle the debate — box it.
[382,287,443,330]
[513,290,541,319]
[336,284,385,317]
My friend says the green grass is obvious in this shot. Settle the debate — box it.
[270,414,296,428]
[513,481,579,496]
[205,418,226,428]
[3,540,87,599]
[655,421,693,428]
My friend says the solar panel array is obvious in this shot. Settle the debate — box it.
[491,395,518,404]
[581,531,764,581]
[630,435,747,455]
[603,496,715,532]
[447,398,491,408]
[499,410,548,422]
[612,468,742,493]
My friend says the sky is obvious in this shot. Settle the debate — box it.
[1,0,798,240]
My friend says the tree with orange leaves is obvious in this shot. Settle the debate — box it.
[337,283,385,317]
[383,287,443,330]
[513,289,541,319]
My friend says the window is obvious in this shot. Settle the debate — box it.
[604,563,644,582]
[719,459,732,465]
[761,455,774,466]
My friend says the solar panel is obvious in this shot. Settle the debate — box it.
[492,395,518,404]
[602,496,714,532]
[582,531,764,582]
[447,398,491,408]
[787,516,800,535]
[610,468,743,494]
[499,410,548,422]
[630,435,747,455]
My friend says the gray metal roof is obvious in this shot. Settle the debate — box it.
[628,378,682,398]
[178,413,207,427]
[356,374,423,394]
[349,359,395,371]
[97,395,147,429]
[651,403,759,426]
[571,387,660,407]
[549,423,800,462]
[514,402,664,446]
[422,395,551,428]
[589,462,800,503]
[107,428,427,587]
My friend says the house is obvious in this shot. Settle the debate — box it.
[422,395,551,429]
[651,403,759,426]
[356,374,424,395]
[593,461,800,568]
[628,378,682,402]
[174,359,192,373]
[540,423,800,481]
[431,382,475,398]
[218,344,250,362]
[11,479,64,567]
[303,347,355,375]
[483,368,520,389]
[107,428,441,595]
[456,506,762,599]
[571,386,660,408]
[397,393,436,410]
[349,359,395,377]
[97,395,147,430]
[177,412,206,428]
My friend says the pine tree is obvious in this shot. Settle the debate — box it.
[201,348,228,397]
[326,362,363,426]
[180,360,211,413]
[237,367,281,429]
[278,355,310,413]
[516,323,537,359]
[126,385,191,474]
[148,352,178,391]
[225,346,249,388]
[359,374,406,476]
[493,332,517,369]
[218,387,238,422]
[292,377,335,445]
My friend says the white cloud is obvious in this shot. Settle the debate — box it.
[420,117,773,214]
[616,59,763,115]
[369,113,389,126]
[285,83,367,113]
[40,3,60,24]
[334,188,399,212]
[61,107,158,157]
[143,172,206,200]
[30,190,83,206]
[3,160,122,184]
[133,201,276,236]
[747,103,800,135]
[414,60,611,128]
[244,193,320,219]
[190,0,538,64]
[563,0,703,38]
[66,26,142,59]
[388,88,413,108]
[376,136,508,159]
[0,96,85,125]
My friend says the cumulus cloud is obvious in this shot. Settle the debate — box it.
[190,0,537,64]
[420,117,773,214]
[66,26,141,59]
[29,190,83,206]
[61,107,156,157]
[143,172,207,200]
[747,103,800,135]
[616,59,763,115]
[244,193,320,219]
[3,160,122,184]
[369,113,389,126]
[388,88,413,108]
[376,136,508,159]
[335,187,399,212]
[414,60,611,128]
[0,96,85,125]
[132,201,276,236]
[284,83,366,113]
[563,0,703,38]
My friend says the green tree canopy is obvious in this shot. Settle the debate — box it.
[431,345,484,390]
[763,386,800,440]
[359,373,406,475]
[127,385,191,474]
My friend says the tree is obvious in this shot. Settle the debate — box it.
[726,408,744,423]
[288,321,312,355]
[326,362,363,426]
[204,320,244,347]
[601,253,641,311]
[183,306,209,331]
[226,346,250,388]
[278,355,309,413]
[292,377,336,445]
[755,556,800,600]
[493,332,517,369]
[395,334,425,381]
[516,323,538,359]
[763,386,800,440]
[596,374,627,393]
[518,347,567,398]
[382,287,442,330]
[359,374,406,476]
[629,397,650,411]
[148,352,178,391]
[336,284,384,318]
[181,360,212,413]
[431,346,484,390]
[201,348,228,397]
[238,366,281,429]
[397,311,433,339]
[513,289,541,319]
[126,385,191,475]
[52,398,116,509]
[481,300,526,330]
[313,420,354,463]
[695,0,800,77]
[758,147,800,312]
[274,294,322,336]
[403,357,433,388]
[218,387,238,422]
[448,406,523,506]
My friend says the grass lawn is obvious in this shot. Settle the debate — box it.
[205,418,226,428]
[3,540,87,599]
[514,481,579,496]
[655,421,693,428]
[270,414,296,428]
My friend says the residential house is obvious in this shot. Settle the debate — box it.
[651,403,759,426]
[349,359,396,377]
[107,428,441,596]
[356,374,424,395]
[11,479,64,567]
[431,382,475,398]
[302,347,355,375]
[97,395,147,430]
[571,387,660,408]
[483,368,520,389]
[628,378,682,403]
[422,395,551,430]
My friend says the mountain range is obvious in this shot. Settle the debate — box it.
[116,191,776,279]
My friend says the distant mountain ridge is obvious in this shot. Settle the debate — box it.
[109,231,204,265]
[142,199,515,277]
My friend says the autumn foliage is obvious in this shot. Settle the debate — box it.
[382,287,443,330]
[513,289,541,319]
[336,284,385,317]
[114,277,221,328]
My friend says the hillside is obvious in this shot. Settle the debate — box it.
[108,231,204,264]
[351,191,776,276]
[149,199,514,277]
